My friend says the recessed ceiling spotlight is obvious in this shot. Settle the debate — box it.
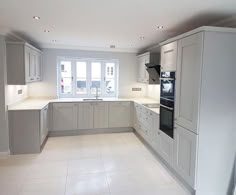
[157,26,164,29]
[110,45,116,49]
[140,37,145,40]
[33,16,40,20]
[44,30,50,33]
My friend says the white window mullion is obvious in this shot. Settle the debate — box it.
[101,61,105,97]
[72,60,77,97]
[87,60,92,98]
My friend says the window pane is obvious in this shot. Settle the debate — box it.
[91,62,101,95]
[105,63,115,94]
[76,62,87,95]
[60,61,72,94]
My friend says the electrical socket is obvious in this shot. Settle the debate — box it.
[18,89,23,95]
[132,88,142,91]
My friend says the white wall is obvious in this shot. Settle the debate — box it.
[6,85,28,105]
[0,36,9,154]
[146,84,160,102]
[29,48,147,98]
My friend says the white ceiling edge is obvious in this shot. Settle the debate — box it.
[40,43,139,53]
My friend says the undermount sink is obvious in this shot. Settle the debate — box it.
[142,103,159,108]
[83,98,103,101]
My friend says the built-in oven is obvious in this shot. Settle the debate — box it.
[160,98,174,138]
[159,71,175,138]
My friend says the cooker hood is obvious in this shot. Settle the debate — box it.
[145,63,161,84]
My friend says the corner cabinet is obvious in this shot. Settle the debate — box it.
[6,42,42,85]
[175,32,203,134]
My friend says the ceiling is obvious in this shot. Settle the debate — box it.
[0,0,236,53]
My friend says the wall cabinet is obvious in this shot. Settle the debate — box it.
[6,42,42,85]
[52,103,78,131]
[175,33,203,134]
[160,41,177,71]
[174,124,197,188]
[108,102,131,128]
[137,52,150,83]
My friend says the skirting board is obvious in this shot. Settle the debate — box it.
[134,131,196,195]
[49,127,134,137]
[0,150,10,159]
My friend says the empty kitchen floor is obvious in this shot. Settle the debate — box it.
[0,132,190,195]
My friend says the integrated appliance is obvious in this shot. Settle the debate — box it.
[159,71,175,138]
[145,63,161,84]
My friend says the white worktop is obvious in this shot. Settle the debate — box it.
[8,97,160,114]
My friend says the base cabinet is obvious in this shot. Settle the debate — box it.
[158,131,174,166]
[9,107,49,154]
[109,102,131,128]
[174,124,197,188]
[52,103,78,131]
[93,102,109,129]
[40,105,49,145]
[78,103,94,129]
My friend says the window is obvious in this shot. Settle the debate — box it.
[58,58,118,98]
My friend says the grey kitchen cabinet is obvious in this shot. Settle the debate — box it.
[78,103,94,129]
[9,106,49,154]
[175,33,203,134]
[93,102,109,129]
[158,130,174,166]
[160,41,177,71]
[52,103,78,131]
[174,124,197,188]
[160,27,236,194]
[108,102,131,128]
[40,105,49,145]
[6,41,42,84]
[137,52,150,83]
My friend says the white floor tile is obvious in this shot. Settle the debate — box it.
[0,132,191,195]
[68,158,105,176]
[19,177,66,195]
[65,173,110,195]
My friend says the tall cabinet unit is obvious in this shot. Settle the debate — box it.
[160,27,236,195]
[6,42,42,84]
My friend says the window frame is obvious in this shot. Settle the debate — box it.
[57,57,119,98]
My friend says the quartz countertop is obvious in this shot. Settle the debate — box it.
[8,97,160,114]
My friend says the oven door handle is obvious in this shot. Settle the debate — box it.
[160,104,174,111]
[160,78,175,81]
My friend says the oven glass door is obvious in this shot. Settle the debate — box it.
[160,79,175,100]
[159,105,174,138]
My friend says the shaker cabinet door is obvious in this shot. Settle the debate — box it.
[52,103,78,131]
[175,32,203,134]
[160,41,177,71]
[174,124,197,188]
[108,102,131,128]
[78,103,94,129]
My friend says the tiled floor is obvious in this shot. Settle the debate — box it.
[0,132,191,195]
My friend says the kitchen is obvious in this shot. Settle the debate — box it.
[0,1,236,195]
